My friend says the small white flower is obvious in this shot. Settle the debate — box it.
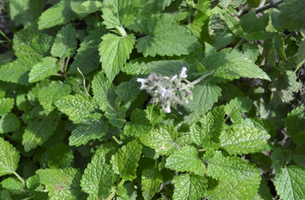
[160,87,168,97]
[137,78,147,89]
[171,75,177,81]
[180,67,187,78]
[162,104,171,113]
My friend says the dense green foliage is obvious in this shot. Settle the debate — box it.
[0,0,305,199]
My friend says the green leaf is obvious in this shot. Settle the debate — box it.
[55,94,99,124]
[172,174,207,200]
[0,113,20,134]
[141,167,163,200]
[36,168,82,199]
[0,55,41,85]
[38,0,78,30]
[99,33,135,81]
[92,72,116,112]
[101,0,135,28]
[273,34,286,60]
[0,138,20,176]
[9,0,44,26]
[297,40,305,65]
[274,166,305,200]
[136,15,201,57]
[22,116,58,152]
[285,105,305,137]
[185,80,221,118]
[224,97,253,123]
[1,177,24,195]
[116,78,141,102]
[38,81,72,111]
[69,119,108,147]
[293,147,305,168]
[105,105,127,128]
[121,57,157,75]
[81,147,116,198]
[68,29,104,75]
[139,125,178,156]
[111,140,143,181]
[205,175,260,200]
[124,109,152,137]
[212,50,271,81]
[0,98,14,116]
[206,151,261,181]
[26,175,40,192]
[70,0,102,18]
[29,57,61,83]
[13,29,53,58]
[41,143,74,169]
[271,148,285,173]
[278,0,305,31]
[165,145,204,173]
[190,106,225,150]
[240,11,256,33]
[51,24,77,59]
[220,124,270,155]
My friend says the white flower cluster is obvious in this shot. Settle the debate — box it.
[137,67,192,113]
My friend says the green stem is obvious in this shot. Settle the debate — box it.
[13,171,25,185]
[230,38,244,53]
[254,0,284,13]
[112,136,122,145]
[77,67,91,97]
[0,29,11,44]
[180,70,215,90]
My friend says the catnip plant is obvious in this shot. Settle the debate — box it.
[0,0,305,200]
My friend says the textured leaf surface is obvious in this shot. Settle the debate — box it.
[0,138,20,176]
[111,140,143,181]
[9,0,44,26]
[37,168,82,199]
[206,151,261,181]
[0,113,20,134]
[99,33,135,81]
[224,97,253,123]
[70,0,102,17]
[38,0,78,29]
[55,94,98,124]
[29,57,61,83]
[41,143,73,169]
[136,15,200,57]
[105,105,127,128]
[139,125,178,156]
[210,49,271,81]
[101,0,135,28]
[220,125,270,155]
[51,24,77,59]
[141,167,163,200]
[1,177,24,195]
[190,106,225,149]
[22,116,58,152]
[188,80,222,117]
[274,166,305,200]
[206,176,260,200]
[116,78,141,102]
[68,29,104,75]
[92,72,116,112]
[285,105,305,137]
[38,81,71,111]
[13,29,53,58]
[0,55,41,85]
[123,109,152,137]
[0,98,14,116]
[172,174,207,200]
[165,145,204,173]
[69,120,108,147]
[278,0,305,31]
[81,147,116,198]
